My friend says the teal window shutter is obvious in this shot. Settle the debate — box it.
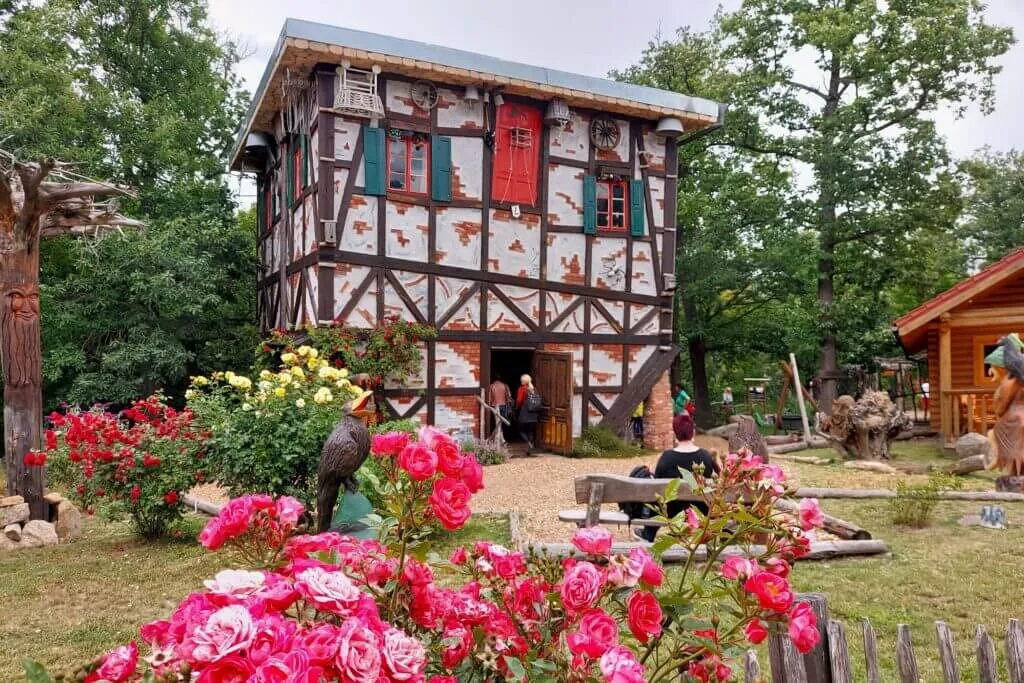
[363,126,386,196]
[583,175,597,234]
[256,180,265,231]
[301,133,310,188]
[431,134,453,202]
[629,179,646,236]
[286,141,294,207]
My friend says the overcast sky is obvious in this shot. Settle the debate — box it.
[211,0,1023,199]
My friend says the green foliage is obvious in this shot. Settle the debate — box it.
[186,350,361,509]
[570,426,643,459]
[371,419,421,436]
[960,150,1024,266]
[459,438,510,466]
[889,472,964,528]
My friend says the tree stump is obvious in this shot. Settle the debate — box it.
[820,391,910,460]
[996,476,1024,493]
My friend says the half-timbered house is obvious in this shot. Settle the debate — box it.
[230,19,726,452]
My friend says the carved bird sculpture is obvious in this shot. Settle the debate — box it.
[316,374,375,533]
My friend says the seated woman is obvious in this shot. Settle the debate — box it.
[636,412,720,542]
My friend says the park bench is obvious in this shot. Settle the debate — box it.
[556,473,701,529]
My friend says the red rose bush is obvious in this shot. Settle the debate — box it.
[28,394,206,538]
[35,437,823,682]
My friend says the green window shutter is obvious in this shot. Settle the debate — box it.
[286,139,294,207]
[272,177,278,218]
[630,178,646,236]
[301,133,310,188]
[363,126,386,196]
[256,180,265,231]
[431,134,453,202]
[583,175,597,234]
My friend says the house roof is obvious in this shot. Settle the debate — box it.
[229,19,726,170]
[893,247,1024,352]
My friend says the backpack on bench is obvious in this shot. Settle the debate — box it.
[619,465,655,521]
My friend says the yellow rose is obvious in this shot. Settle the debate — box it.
[191,375,209,387]
[295,398,306,409]
[337,368,349,379]
[307,357,319,370]
[313,387,333,404]
[185,389,196,400]
[225,371,236,381]
[290,366,305,379]
[277,372,292,385]
[259,370,273,380]
[281,352,297,365]
[318,366,335,380]
[258,380,273,392]
[242,403,252,411]
[296,345,312,358]
[274,387,286,397]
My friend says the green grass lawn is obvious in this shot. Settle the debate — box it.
[0,512,509,679]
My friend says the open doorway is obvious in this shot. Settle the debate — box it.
[489,347,534,446]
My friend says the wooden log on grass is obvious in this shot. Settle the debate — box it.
[770,437,830,454]
[775,498,872,540]
[843,460,899,474]
[181,494,222,517]
[527,539,888,563]
[944,454,987,476]
[772,453,833,465]
[792,487,1024,502]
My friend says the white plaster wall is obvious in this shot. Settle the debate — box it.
[303,194,318,255]
[383,280,416,321]
[503,285,540,321]
[304,265,318,324]
[333,265,377,328]
[340,194,378,255]
[641,128,666,173]
[450,137,483,201]
[591,237,629,290]
[590,345,623,386]
[648,175,665,228]
[550,305,584,333]
[544,292,579,328]
[310,129,320,185]
[629,304,659,335]
[626,345,657,382]
[435,207,482,270]
[436,87,484,129]
[594,118,630,164]
[435,342,479,388]
[334,118,360,161]
[394,271,428,321]
[386,80,429,119]
[548,110,589,160]
[603,300,626,329]
[486,293,529,332]
[441,290,482,331]
[631,242,657,295]
[488,209,541,279]
[435,398,476,442]
[547,164,585,226]
[435,277,475,322]
[385,201,429,262]
[333,169,349,221]
[593,392,620,413]
[572,394,583,437]
[545,233,587,287]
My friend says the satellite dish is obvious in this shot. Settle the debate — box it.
[411,80,438,110]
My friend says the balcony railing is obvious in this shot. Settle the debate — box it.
[940,388,997,445]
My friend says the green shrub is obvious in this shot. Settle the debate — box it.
[889,472,964,527]
[459,438,510,466]
[371,418,421,436]
[570,426,643,458]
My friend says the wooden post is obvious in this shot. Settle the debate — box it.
[827,620,852,683]
[975,624,998,683]
[939,315,952,446]
[790,353,812,446]
[743,650,760,683]
[798,593,832,683]
[862,618,881,683]
[934,621,960,683]
[584,482,604,528]
[896,624,920,683]
[1006,618,1024,683]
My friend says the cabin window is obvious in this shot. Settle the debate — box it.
[596,178,629,232]
[387,131,429,194]
[584,175,646,236]
[974,334,1004,385]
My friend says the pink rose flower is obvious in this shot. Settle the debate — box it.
[372,431,410,457]
[203,569,266,603]
[560,561,603,613]
[605,552,644,589]
[685,507,701,530]
[297,624,342,665]
[788,601,820,653]
[460,455,484,493]
[572,527,613,556]
[275,496,305,527]
[335,617,382,682]
[720,556,758,581]
[441,623,473,668]
[85,642,138,683]
[743,571,794,613]
[566,608,619,659]
[248,615,296,666]
[763,556,791,579]
[448,547,468,564]
[434,438,465,478]
[429,477,472,531]
[599,645,645,683]
[398,443,438,481]
[382,627,427,681]
[195,654,253,682]
[626,591,663,644]
[798,497,824,530]
[190,605,257,663]
[745,618,769,644]
[296,567,362,616]
[629,547,664,588]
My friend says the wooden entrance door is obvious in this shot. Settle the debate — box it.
[533,351,573,454]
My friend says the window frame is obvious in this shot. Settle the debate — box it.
[973,333,1004,386]
[595,177,630,233]
[291,141,303,204]
[386,132,430,196]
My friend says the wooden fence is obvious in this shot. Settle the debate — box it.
[740,593,1024,682]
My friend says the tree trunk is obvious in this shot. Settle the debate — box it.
[688,335,714,429]
[817,233,838,414]
[1,242,45,520]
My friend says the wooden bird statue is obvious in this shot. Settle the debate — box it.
[316,374,375,533]
[987,336,1024,478]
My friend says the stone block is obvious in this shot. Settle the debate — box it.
[0,495,25,507]
[0,534,20,551]
[0,503,29,527]
[955,432,992,460]
[21,520,59,548]
[3,524,21,542]
[43,492,63,505]
[55,500,82,541]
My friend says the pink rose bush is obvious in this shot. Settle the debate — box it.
[38,443,823,682]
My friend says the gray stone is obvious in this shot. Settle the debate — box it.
[707,423,739,438]
[0,503,29,527]
[55,500,82,541]
[3,524,21,542]
[997,476,1024,493]
[955,432,992,459]
[43,491,63,505]
[0,534,21,551]
[958,514,983,527]
[0,495,25,507]
[20,520,58,548]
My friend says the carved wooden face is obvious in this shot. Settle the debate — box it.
[8,288,39,321]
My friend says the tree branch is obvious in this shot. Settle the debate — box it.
[40,181,134,205]
[14,158,56,239]
[786,79,828,100]
[0,172,11,218]
[852,88,931,141]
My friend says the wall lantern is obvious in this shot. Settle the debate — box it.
[654,117,685,137]
[463,85,481,102]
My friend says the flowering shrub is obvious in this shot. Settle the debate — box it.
[30,395,206,538]
[34,442,824,682]
[186,346,361,509]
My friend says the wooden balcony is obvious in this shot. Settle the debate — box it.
[940,388,996,446]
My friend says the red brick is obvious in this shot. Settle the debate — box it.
[643,370,674,451]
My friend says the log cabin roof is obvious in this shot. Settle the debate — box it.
[229,18,726,171]
[893,247,1024,353]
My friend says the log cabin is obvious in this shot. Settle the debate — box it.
[893,248,1024,447]
[229,19,725,453]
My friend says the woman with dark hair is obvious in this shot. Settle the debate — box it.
[636,412,719,542]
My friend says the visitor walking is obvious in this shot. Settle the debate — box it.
[673,385,690,416]
[632,401,644,445]
[722,386,734,415]
[516,374,541,456]
[488,375,512,440]
[635,412,719,542]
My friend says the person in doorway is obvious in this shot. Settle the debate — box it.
[673,385,690,416]
[636,412,719,542]
[632,401,644,444]
[920,379,930,415]
[488,374,512,440]
[516,374,540,456]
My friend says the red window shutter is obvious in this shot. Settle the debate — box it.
[491,104,541,206]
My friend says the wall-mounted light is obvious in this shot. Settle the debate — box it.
[492,91,505,107]
[655,117,685,137]
[463,85,481,102]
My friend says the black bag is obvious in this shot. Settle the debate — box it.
[619,465,654,520]
[525,391,543,413]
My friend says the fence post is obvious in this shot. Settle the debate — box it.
[862,618,881,683]
[798,592,833,683]
[1007,619,1024,683]
[976,624,998,683]
[827,620,852,683]
[897,624,920,683]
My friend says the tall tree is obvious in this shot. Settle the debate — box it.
[718,0,1013,410]
[961,149,1024,266]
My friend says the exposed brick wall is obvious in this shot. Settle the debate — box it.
[436,395,480,440]
[643,370,674,451]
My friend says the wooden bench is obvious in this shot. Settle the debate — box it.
[558,473,710,529]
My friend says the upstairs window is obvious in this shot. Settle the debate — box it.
[596,178,629,232]
[387,131,429,194]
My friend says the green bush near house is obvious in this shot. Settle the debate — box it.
[459,438,510,466]
[570,426,644,458]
